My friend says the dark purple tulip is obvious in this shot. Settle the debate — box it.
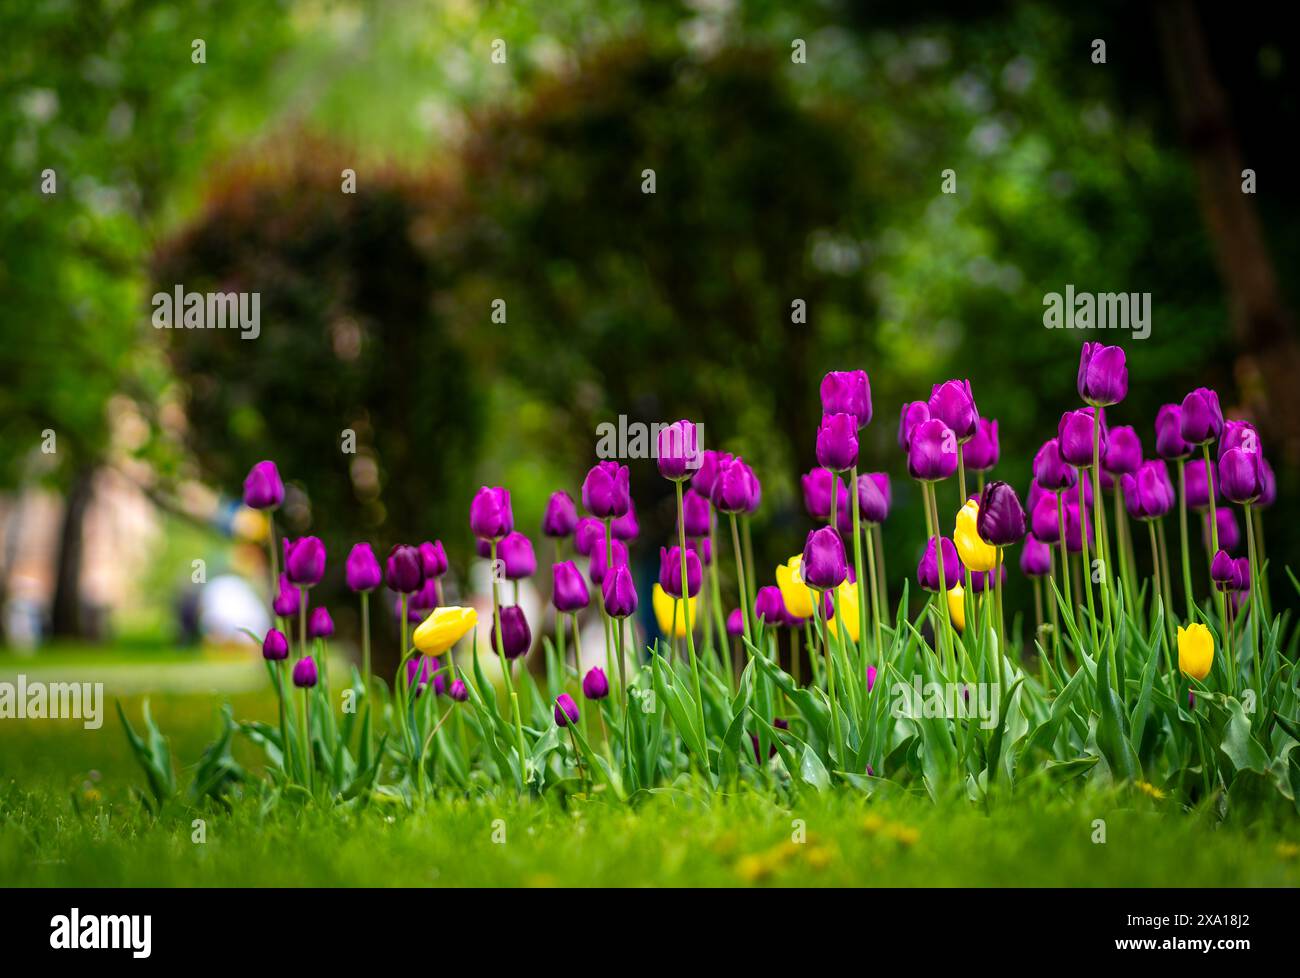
[682,488,712,537]
[406,656,445,697]
[1026,480,1047,516]
[1204,508,1240,553]
[542,491,579,538]
[1154,404,1192,460]
[691,450,733,497]
[470,486,514,540]
[686,535,712,567]
[1184,459,1217,510]
[659,545,702,599]
[977,481,1027,547]
[1210,550,1235,590]
[497,532,536,580]
[816,412,859,473]
[602,564,638,618]
[970,565,1007,593]
[574,518,604,557]
[475,538,492,559]
[869,472,892,512]
[802,527,848,591]
[307,606,334,639]
[741,461,762,514]
[1218,420,1261,460]
[292,655,318,689]
[1032,438,1077,491]
[1121,460,1175,520]
[409,576,439,615]
[243,460,285,510]
[917,536,962,592]
[1020,536,1051,577]
[820,369,873,428]
[386,544,424,594]
[554,692,580,727]
[448,679,469,702]
[345,543,382,593]
[1062,500,1092,554]
[1102,425,1142,476]
[588,538,629,586]
[611,499,639,541]
[491,605,531,660]
[907,419,958,482]
[928,380,979,442]
[857,472,889,525]
[755,585,786,627]
[1231,557,1252,593]
[1179,388,1223,445]
[1219,447,1266,504]
[725,608,744,637]
[657,419,701,481]
[800,467,839,522]
[582,461,631,518]
[711,456,754,514]
[1058,410,1103,467]
[582,666,610,700]
[963,418,999,471]
[419,540,449,579]
[898,400,930,450]
[1077,342,1128,407]
[284,536,326,587]
[262,628,289,661]
[1030,495,1061,543]
[552,561,591,613]
[272,573,300,618]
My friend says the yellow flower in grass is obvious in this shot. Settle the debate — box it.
[946,584,965,633]
[954,499,997,572]
[413,606,478,655]
[652,583,697,639]
[1177,623,1214,681]
[826,579,860,642]
[776,556,815,619]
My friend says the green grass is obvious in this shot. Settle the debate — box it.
[2,686,1298,886]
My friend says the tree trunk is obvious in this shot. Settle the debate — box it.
[1154,0,1300,463]
[49,465,96,639]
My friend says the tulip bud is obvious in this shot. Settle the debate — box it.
[292,655,318,688]
[552,560,591,613]
[976,481,1027,547]
[409,576,439,615]
[927,380,979,442]
[611,499,640,541]
[601,564,638,618]
[1179,388,1223,445]
[285,536,326,587]
[345,543,382,593]
[542,491,579,538]
[1062,499,1092,554]
[273,573,301,618]
[1204,507,1239,553]
[681,489,712,538]
[1077,342,1128,407]
[711,456,755,514]
[582,666,610,700]
[801,526,848,591]
[588,537,629,586]
[1184,459,1217,511]
[1058,409,1103,467]
[658,545,702,599]
[656,419,701,481]
[800,468,839,522]
[898,401,930,450]
[1020,535,1051,577]
[469,486,514,540]
[406,656,445,698]
[917,536,962,593]
[1030,495,1061,543]
[754,585,787,628]
[691,450,733,497]
[1219,447,1266,504]
[448,678,469,702]
[686,535,712,567]
[307,607,334,639]
[386,544,424,594]
[725,608,744,637]
[816,413,860,473]
[1231,557,1251,593]
[554,692,580,727]
[820,370,872,428]
[1210,549,1235,591]
[419,540,449,580]
[1102,425,1142,476]
[962,418,999,472]
[857,472,889,525]
[907,419,959,482]
[574,518,604,557]
[243,460,285,510]
[497,532,536,580]
[491,605,532,660]
[582,461,630,518]
[1032,438,1077,491]
[1154,404,1192,460]
[262,628,289,660]
[1121,460,1175,521]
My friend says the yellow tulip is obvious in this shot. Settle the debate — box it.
[947,584,965,633]
[652,583,697,638]
[954,499,997,573]
[775,556,816,619]
[1177,623,1214,681]
[413,606,478,655]
[827,579,860,642]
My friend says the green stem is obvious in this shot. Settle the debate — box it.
[1176,458,1195,618]
[1202,443,1227,634]
[1244,503,1263,703]
[849,466,869,670]
[1055,492,1075,632]
[676,480,706,742]
[1076,478,1100,654]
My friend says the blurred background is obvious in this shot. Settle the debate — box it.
[2,0,1297,672]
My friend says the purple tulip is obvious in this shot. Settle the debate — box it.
[554,692,580,727]
[898,401,930,450]
[928,380,979,442]
[1219,447,1266,504]
[470,486,514,540]
[588,538,629,586]
[1231,556,1252,593]
[283,536,325,588]
[1020,536,1051,577]
[1058,410,1103,467]
[977,481,1027,547]
[406,656,445,697]
[800,467,841,522]
[1030,495,1061,543]
[816,412,859,473]
[711,456,755,514]
[497,532,536,580]
[820,370,872,428]
[1210,549,1235,591]
[1077,342,1128,407]
[659,546,702,599]
[409,576,439,614]
[292,656,318,689]
[857,472,889,525]
[448,679,469,702]
[682,488,712,537]
[574,518,604,557]
[601,564,638,618]
[242,460,285,510]
[907,419,959,482]
[1062,499,1093,554]
[725,608,744,637]
[691,450,733,497]
[755,585,786,627]
[1102,425,1142,477]
[581,461,630,519]
[1179,388,1223,445]
[419,540,449,580]
[1218,421,1260,460]
[307,606,334,639]
[1204,508,1239,553]
[611,499,640,541]
[802,527,848,591]
[344,543,382,593]
[657,419,701,481]
[1154,404,1192,460]
[552,561,591,613]
[491,605,531,660]
[542,491,579,538]
[1184,459,1217,510]
[970,565,1007,593]
[582,666,610,700]
[262,628,289,661]
[1121,460,1175,520]
[386,544,424,594]
[272,573,300,618]
[963,418,999,471]
[687,535,713,568]
[917,536,962,592]
[1032,438,1077,491]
